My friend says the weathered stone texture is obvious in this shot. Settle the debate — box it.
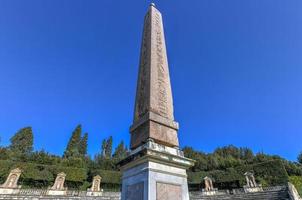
[126,182,144,200]
[156,182,182,200]
[130,4,179,149]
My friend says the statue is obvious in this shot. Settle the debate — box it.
[204,176,214,192]
[201,176,219,195]
[244,172,257,187]
[0,168,22,194]
[243,172,262,193]
[47,172,67,196]
[87,175,103,196]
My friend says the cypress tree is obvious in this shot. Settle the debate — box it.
[63,125,82,158]
[101,139,107,157]
[79,132,88,156]
[10,127,33,154]
[298,152,302,164]
[113,140,128,161]
[106,136,113,158]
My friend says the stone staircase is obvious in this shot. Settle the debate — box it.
[190,187,290,200]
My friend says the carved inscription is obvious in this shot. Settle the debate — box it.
[156,182,182,200]
[154,12,168,118]
[126,182,144,200]
[136,12,151,120]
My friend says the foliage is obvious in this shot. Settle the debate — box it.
[10,127,33,155]
[0,126,301,191]
[298,152,302,165]
[79,133,88,157]
[289,176,302,196]
[63,125,82,158]
[112,141,128,162]
[188,160,288,189]
[0,160,87,188]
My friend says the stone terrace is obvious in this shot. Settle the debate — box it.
[0,185,300,200]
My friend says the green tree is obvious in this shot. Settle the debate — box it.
[63,125,82,158]
[113,141,128,161]
[10,127,33,154]
[106,136,113,158]
[79,133,88,156]
[101,139,107,157]
[298,152,302,164]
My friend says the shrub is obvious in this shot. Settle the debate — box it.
[188,160,288,190]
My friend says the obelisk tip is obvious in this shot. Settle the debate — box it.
[150,3,156,7]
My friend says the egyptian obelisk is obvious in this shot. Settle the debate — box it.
[119,4,195,200]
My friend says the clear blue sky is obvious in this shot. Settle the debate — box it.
[0,1,301,161]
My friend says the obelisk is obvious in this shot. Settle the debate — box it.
[119,4,195,200]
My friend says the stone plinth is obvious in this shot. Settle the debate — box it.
[119,140,194,200]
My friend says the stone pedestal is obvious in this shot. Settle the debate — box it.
[201,189,218,196]
[120,140,194,200]
[0,188,20,195]
[243,186,263,193]
[46,190,67,196]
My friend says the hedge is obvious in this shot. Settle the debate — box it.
[0,159,289,190]
[0,160,123,189]
[188,160,288,189]
[0,160,87,188]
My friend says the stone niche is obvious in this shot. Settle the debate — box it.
[86,175,103,196]
[0,168,22,195]
[47,172,67,196]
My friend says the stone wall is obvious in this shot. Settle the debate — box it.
[0,185,297,200]
[0,190,120,200]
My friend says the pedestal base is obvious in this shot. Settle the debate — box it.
[0,188,20,195]
[86,191,103,196]
[243,186,263,193]
[119,140,195,200]
[201,189,220,196]
[46,190,67,196]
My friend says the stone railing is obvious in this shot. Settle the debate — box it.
[288,182,302,200]
[0,188,120,198]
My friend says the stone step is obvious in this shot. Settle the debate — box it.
[190,189,290,200]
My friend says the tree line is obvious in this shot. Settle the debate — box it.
[0,125,302,177]
[0,125,129,171]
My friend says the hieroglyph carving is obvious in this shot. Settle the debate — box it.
[135,12,151,120]
[156,182,182,200]
[154,12,168,118]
